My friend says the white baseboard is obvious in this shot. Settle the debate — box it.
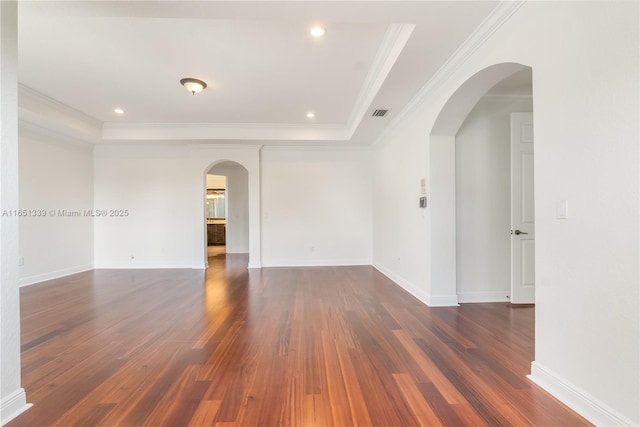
[93,264,196,269]
[262,259,371,268]
[457,290,510,303]
[373,263,428,303]
[19,264,93,287]
[529,361,638,426]
[1,388,32,425]
[373,263,458,307]
[428,294,460,307]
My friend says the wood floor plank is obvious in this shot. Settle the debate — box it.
[393,329,467,405]
[416,382,473,427]
[346,344,418,427]
[187,400,222,427]
[332,336,374,426]
[9,255,592,427]
[320,331,354,427]
[393,373,442,427]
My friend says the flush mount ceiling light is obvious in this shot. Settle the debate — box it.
[309,26,327,38]
[180,78,207,95]
[306,112,315,118]
[113,108,125,115]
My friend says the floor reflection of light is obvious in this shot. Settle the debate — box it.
[205,280,228,313]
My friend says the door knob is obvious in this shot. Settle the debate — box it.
[513,230,528,235]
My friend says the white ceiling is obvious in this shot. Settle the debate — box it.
[17,1,502,145]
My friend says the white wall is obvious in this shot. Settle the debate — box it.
[208,162,249,253]
[18,126,94,286]
[0,2,30,423]
[261,147,372,266]
[94,145,261,268]
[373,2,638,425]
[455,97,533,302]
[372,119,430,303]
[95,145,371,269]
[428,135,457,306]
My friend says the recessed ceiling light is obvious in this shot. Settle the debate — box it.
[306,112,315,118]
[310,26,326,38]
[114,108,124,115]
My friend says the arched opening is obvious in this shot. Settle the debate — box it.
[429,62,534,304]
[203,161,250,268]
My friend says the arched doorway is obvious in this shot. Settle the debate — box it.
[428,62,534,304]
[203,161,250,267]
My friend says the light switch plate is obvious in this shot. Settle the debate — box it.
[556,199,569,219]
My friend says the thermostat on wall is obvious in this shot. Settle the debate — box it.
[419,196,427,208]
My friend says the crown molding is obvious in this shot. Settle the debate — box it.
[19,84,102,129]
[19,118,94,149]
[346,23,415,136]
[101,122,352,141]
[374,0,527,146]
[103,122,346,131]
[18,108,99,146]
[18,84,102,143]
[94,141,265,150]
[260,144,372,152]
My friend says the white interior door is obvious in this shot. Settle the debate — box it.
[510,112,535,304]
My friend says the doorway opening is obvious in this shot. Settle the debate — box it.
[205,177,227,258]
[428,62,535,305]
[204,161,249,267]
[455,69,534,303]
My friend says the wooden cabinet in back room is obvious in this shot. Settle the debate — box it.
[207,223,226,246]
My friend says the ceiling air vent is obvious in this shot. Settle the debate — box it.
[372,109,388,117]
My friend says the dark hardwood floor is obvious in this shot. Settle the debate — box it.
[9,254,590,426]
